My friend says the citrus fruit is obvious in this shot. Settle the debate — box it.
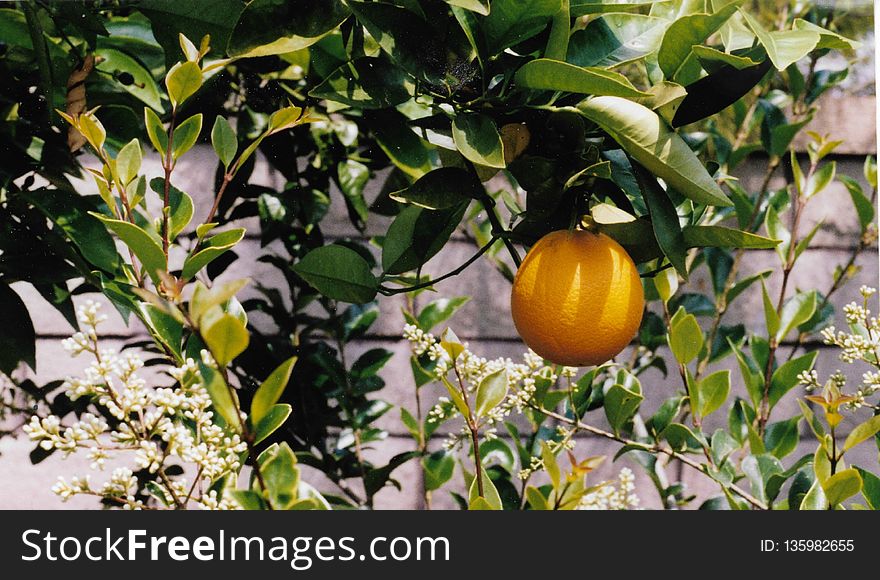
[510,228,645,367]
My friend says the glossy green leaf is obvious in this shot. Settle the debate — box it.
[777,291,816,343]
[760,280,780,339]
[171,113,203,160]
[482,0,562,56]
[390,167,481,210]
[635,166,689,279]
[682,225,779,249]
[769,351,817,408]
[445,0,490,14]
[116,139,143,186]
[382,204,468,275]
[310,56,414,109]
[696,369,730,418]
[856,468,880,510]
[800,477,828,510]
[144,108,168,156]
[739,10,819,71]
[94,47,163,111]
[165,60,203,110]
[658,2,740,81]
[844,415,880,453]
[475,369,509,417]
[229,0,348,57]
[372,112,438,179]
[839,175,875,231]
[417,297,471,331]
[423,451,456,491]
[793,18,860,52]
[525,486,551,510]
[181,228,246,279]
[92,214,165,284]
[669,311,703,364]
[823,468,862,507]
[204,313,249,366]
[452,113,506,169]
[211,116,237,169]
[254,403,292,444]
[139,303,183,360]
[569,14,669,68]
[604,383,644,434]
[252,357,297,424]
[199,361,240,428]
[764,416,801,459]
[468,467,502,509]
[571,0,665,15]
[292,245,378,303]
[578,96,732,207]
[515,59,649,98]
[149,178,194,240]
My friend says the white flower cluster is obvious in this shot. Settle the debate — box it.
[404,323,565,426]
[801,287,880,409]
[24,301,245,509]
[579,468,641,510]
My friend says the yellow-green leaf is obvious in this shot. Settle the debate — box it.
[203,313,249,366]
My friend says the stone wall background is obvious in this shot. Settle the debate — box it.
[0,95,877,510]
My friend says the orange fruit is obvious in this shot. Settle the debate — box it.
[510,229,645,367]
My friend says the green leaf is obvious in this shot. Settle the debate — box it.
[199,361,239,428]
[181,228,246,279]
[525,486,551,510]
[843,415,880,453]
[382,204,468,275]
[800,478,828,510]
[310,56,414,109]
[0,284,36,373]
[669,311,703,364]
[571,0,663,15]
[390,168,481,210]
[798,399,826,440]
[116,139,143,186]
[144,108,168,156]
[251,357,297,424]
[165,60,203,110]
[482,0,562,56]
[417,296,471,331]
[372,111,437,179]
[211,116,237,169]
[230,490,265,510]
[696,369,730,418]
[139,303,183,360]
[337,159,370,228]
[692,45,761,70]
[254,403,292,444]
[78,113,106,153]
[541,442,561,488]
[578,96,732,207]
[568,14,670,69]
[604,383,644,434]
[823,468,862,507]
[92,214,165,284]
[760,280,780,339]
[856,468,880,510]
[94,47,164,111]
[400,408,420,440]
[292,245,378,304]
[515,59,649,98]
[452,113,506,169]
[839,175,875,231]
[171,113,203,160]
[262,443,300,508]
[423,451,456,491]
[763,416,801,459]
[739,10,819,71]
[804,161,835,198]
[635,165,689,279]
[446,0,490,15]
[793,18,860,52]
[776,291,816,343]
[658,2,740,82]
[475,369,509,418]
[468,467,502,509]
[769,351,817,408]
[203,313,249,366]
[742,453,783,504]
[682,225,778,249]
[228,0,349,57]
[21,189,120,273]
[149,178,194,240]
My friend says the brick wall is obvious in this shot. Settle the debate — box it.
[1,95,876,509]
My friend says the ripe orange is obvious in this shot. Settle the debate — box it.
[510,229,644,367]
